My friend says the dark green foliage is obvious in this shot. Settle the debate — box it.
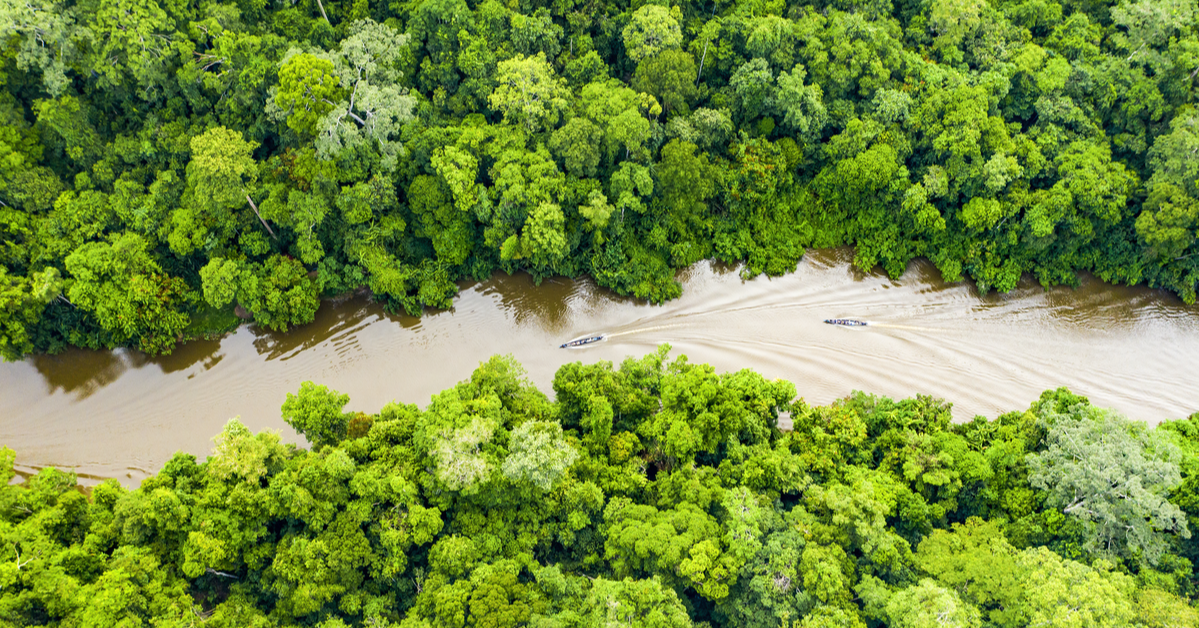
[2,349,1198,626]
[1,0,1198,360]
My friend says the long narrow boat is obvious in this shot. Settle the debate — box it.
[560,335,605,348]
[824,319,868,327]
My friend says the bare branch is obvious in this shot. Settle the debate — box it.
[245,194,277,239]
[205,568,239,579]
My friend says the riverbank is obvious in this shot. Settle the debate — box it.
[4,355,1196,627]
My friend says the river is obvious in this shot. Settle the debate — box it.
[2,248,1197,484]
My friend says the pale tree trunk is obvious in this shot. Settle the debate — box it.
[245,194,277,239]
[315,0,330,24]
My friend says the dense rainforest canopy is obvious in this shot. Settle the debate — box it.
[3,348,1199,626]
[1,0,1198,357]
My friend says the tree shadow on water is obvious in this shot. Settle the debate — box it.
[29,349,131,401]
[249,294,401,361]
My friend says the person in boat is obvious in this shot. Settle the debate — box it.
[560,335,604,348]
[824,319,867,326]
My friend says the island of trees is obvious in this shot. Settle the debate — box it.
[2,348,1198,626]
[2,0,1199,358]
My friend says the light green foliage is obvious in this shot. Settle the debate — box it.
[914,520,1023,625]
[1111,0,1196,72]
[667,108,734,153]
[488,53,568,133]
[0,266,61,359]
[315,20,415,169]
[281,381,351,449]
[88,0,174,91]
[33,189,115,263]
[409,173,472,266]
[1137,109,1199,271]
[960,197,1005,231]
[609,161,654,218]
[520,201,568,268]
[730,59,776,123]
[1135,588,1199,628]
[604,498,735,600]
[622,5,682,63]
[198,257,242,309]
[65,233,192,354]
[260,188,330,264]
[269,20,415,169]
[0,0,86,95]
[775,64,827,138]
[580,190,615,237]
[1015,547,1138,627]
[1027,399,1189,564]
[430,416,497,491]
[432,146,481,214]
[884,579,981,628]
[1137,183,1199,259]
[549,118,603,178]
[928,0,986,50]
[274,53,344,136]
[200,255,320,331]
[206,419,287,485]
[581,577,693,627]
[745,15,800,69]
[501,421,578,490]
[32,96,102,167]
[174,126,262,255]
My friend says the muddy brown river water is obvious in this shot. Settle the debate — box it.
[2,248,1197,484]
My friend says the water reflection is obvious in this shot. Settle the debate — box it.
[29,350,130,400]
[251,296,385,361]
[152,338,225,375]
[480,272,583,331]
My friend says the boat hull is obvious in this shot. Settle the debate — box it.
[560,335,605,348]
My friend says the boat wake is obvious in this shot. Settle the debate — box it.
[867,322,953,333]
[559,323,685,348]
[603,324,684,338]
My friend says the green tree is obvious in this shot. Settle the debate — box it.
[622,5,683,64]
[173,126,274,255]
[1013,547,1138,628]
[488,53,568,134]
[269,20,416,169]
[281,381,351,449]
[0,0,86,95]
[501,421,578,491]
[87,0,174,93]
[774,64,827,138]
[632,50,697,117]
[0,266,62,360]
[199,255,320,332]
[274,53,344,136]
[549,118,604,178]
[64,233,193,354]
[1027,398,1190,564]
[884,579,982,628]
[1138,108,1199,268]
